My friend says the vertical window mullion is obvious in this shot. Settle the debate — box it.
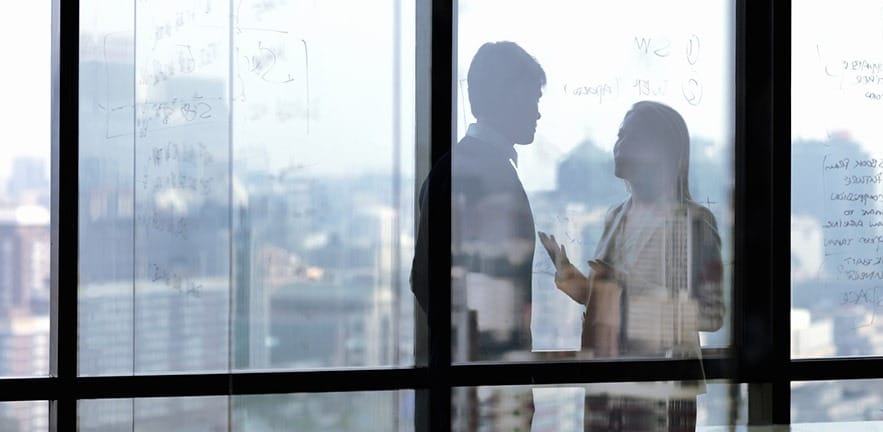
[771,0,792,424]
[426,0,454,431]
[737,0,791,424]
[50,0,79,429]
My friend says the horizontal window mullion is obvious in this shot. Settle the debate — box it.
[74,374,231,400]
[0,377,59,402]
[230,368,431,396]
[0,356,763,402]
[791,357,883,382]
[0,369,431,401]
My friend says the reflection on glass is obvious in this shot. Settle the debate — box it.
[233,391,413,431]
[79,0,416,374]
[536,101,723,429]
[439,42,545,362]
[131,0,233,375]
[79,392,414,432]
[792,380,883,423]
[79,397,227,432]
[540,102,724,360]
[0,1,51,378]
[429,4,735,429]
[0,402,47,432]
[79,0,136,376]
[411,41,545,425]
[439,0,734,365]
[455,382,744,432]
[78,398,131,432]
[791,0,883,358]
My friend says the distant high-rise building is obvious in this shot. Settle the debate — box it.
[79,278,230,375]
[0,206,50,314]
[0,312,49,432]
[366,206,398,366]
[5,158,49,206]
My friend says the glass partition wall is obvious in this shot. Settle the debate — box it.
[10,0,883,430]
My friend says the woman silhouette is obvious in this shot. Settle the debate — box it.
[539,101,724,430]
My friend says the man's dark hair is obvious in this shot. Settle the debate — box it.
[467,41,546,119]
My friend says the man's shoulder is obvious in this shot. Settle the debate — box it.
[454,135,490,159]
[420,136,487,193]
[457,135,483,147]
[453,136,510,175]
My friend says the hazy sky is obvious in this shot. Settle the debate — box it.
[0,0,51,189]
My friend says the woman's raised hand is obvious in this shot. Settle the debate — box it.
[538,231,586,302]
[538,231,568,268]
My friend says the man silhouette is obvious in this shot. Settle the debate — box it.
[411,41,545,430]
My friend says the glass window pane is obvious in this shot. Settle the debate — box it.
[79,0,418,374]
[78,398,131,432]
[793,379,883,424]
[791,0,883,358]
[78,392,413,432]
[233,391,414,431]
[0,0,51,378]
[131,0,232,374]
[0,401,47,432]
[229,0,417,371]
[79,0,136,376]
[441,0,734,362]
[78,396,227,432]
[454,382,744,431]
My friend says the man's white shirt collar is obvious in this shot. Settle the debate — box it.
[465,122,518,167]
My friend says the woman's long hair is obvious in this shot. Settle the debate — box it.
[628,101,692,202]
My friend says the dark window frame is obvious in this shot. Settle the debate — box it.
[6,0,870,430]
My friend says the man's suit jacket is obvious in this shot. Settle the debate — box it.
[411,135,535,358]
